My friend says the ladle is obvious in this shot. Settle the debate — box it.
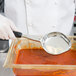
[13,31,71,55]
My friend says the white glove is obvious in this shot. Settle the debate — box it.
[0,14,19,40]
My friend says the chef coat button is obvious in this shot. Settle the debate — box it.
[54,1,58,5]
[28,23,33,26]
[26,0,32,5]
[52,25,56,28]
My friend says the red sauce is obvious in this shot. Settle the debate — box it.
[13,49,76,76]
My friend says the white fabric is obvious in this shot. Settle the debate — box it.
[75,0,76,9]
[4,0,75,36]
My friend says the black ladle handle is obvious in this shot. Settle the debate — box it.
[13,31,40,42]
[0,31,22,41]
[13,31,22,38]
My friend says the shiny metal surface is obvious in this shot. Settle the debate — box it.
[22,32,71,55]
[0,53,14,76]
[41,32,71,55]
[0,40,9,53]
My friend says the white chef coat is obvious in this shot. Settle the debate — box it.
[4,0,75,36]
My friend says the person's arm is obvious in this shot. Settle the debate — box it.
[0,14,19,39]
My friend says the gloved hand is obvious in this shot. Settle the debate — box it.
[0,14,19,40]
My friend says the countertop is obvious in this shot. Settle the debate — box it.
[0,53,14,76]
